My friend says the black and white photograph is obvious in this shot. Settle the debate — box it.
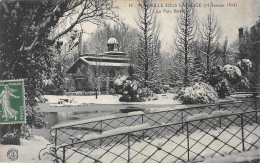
[0,0,260,163]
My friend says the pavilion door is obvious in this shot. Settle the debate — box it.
[75,78,89,91]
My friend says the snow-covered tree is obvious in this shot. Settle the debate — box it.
[174,0,197,85]
[0,0,117,105]
[199,8,222,73]
[0,0,117,144]
[135,0,161,88]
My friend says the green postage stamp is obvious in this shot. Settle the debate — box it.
[0,80,25,124]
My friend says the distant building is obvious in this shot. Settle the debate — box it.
[67,36,130,92]
[251,18,260,92]
[238,17,260,92]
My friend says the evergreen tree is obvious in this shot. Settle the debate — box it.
[135,0,161,88]
[174,0,197,85]
[199,8,222,73]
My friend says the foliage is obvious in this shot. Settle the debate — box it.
[150,83,165,94]
[114,75,129,94]
[207,59,252,98]
[0,0,117,144]
[119,79,142,102]
[26,106,47,129]
[235,59,253,91]
[117,76,147,102]
[138,87,153,98]
[20,124,34,140]
[222,64,242,84]
[84,22,138,61]
[207,66,231,98]
[178,82,219,104]
[235,77,250,91]
[135,0,161,87]
[199,8,222,73]
[51,64,65,95]
[237,59,252,76]
[214,78,232,98]
[174,0,197,85]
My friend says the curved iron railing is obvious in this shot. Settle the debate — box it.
[38,99,259,162]
[55,110,260,163]
[50,99,258,146]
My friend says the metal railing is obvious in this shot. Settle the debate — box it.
[48,99,258,147]
[54,110,260,163]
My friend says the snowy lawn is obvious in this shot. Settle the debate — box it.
[0,136,51,163]
[43,94,181,105]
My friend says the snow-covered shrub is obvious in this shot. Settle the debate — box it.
[236,59,253,91]
[235,77,250,91]
[208,66,232,98]
[163,85,170,92]
[214,78,232,98]
[119,79,143,102]
[139,87,153,98]
[237,59,252,75]
[114,75,128,86]
[114,75,129,93]
[20,124,34,140]
[222,65,242,84]
[178,82,219,104]
[26,106,47,128]
[151,84,165,94]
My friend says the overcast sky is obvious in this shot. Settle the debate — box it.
[82,0,260,51]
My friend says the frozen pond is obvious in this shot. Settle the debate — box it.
[38,103,182,128]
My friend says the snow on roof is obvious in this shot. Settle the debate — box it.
[81,55,130,61]
[103,51,126,55]
[80,57,130,67]
[108,37,117,44]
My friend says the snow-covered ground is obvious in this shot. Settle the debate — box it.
[54,124,260,163]
[43,94,181,105]
[0,136,51,163]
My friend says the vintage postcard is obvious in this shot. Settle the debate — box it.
[0,0,259,163]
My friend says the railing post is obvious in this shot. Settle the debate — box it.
[254,99,258,110]
[100,121,103,147]
[219,117,222,128]
[55,129,57,147]
[186,123,190,162]
[128,133,130,163]
[181,110,184,133]
[100,121,103,132]
[141,115,145,139]
[241,113,245,151]
[256,111,258,124]
[62,146,66,163]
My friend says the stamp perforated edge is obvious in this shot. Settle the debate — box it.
[0,79,26,125]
